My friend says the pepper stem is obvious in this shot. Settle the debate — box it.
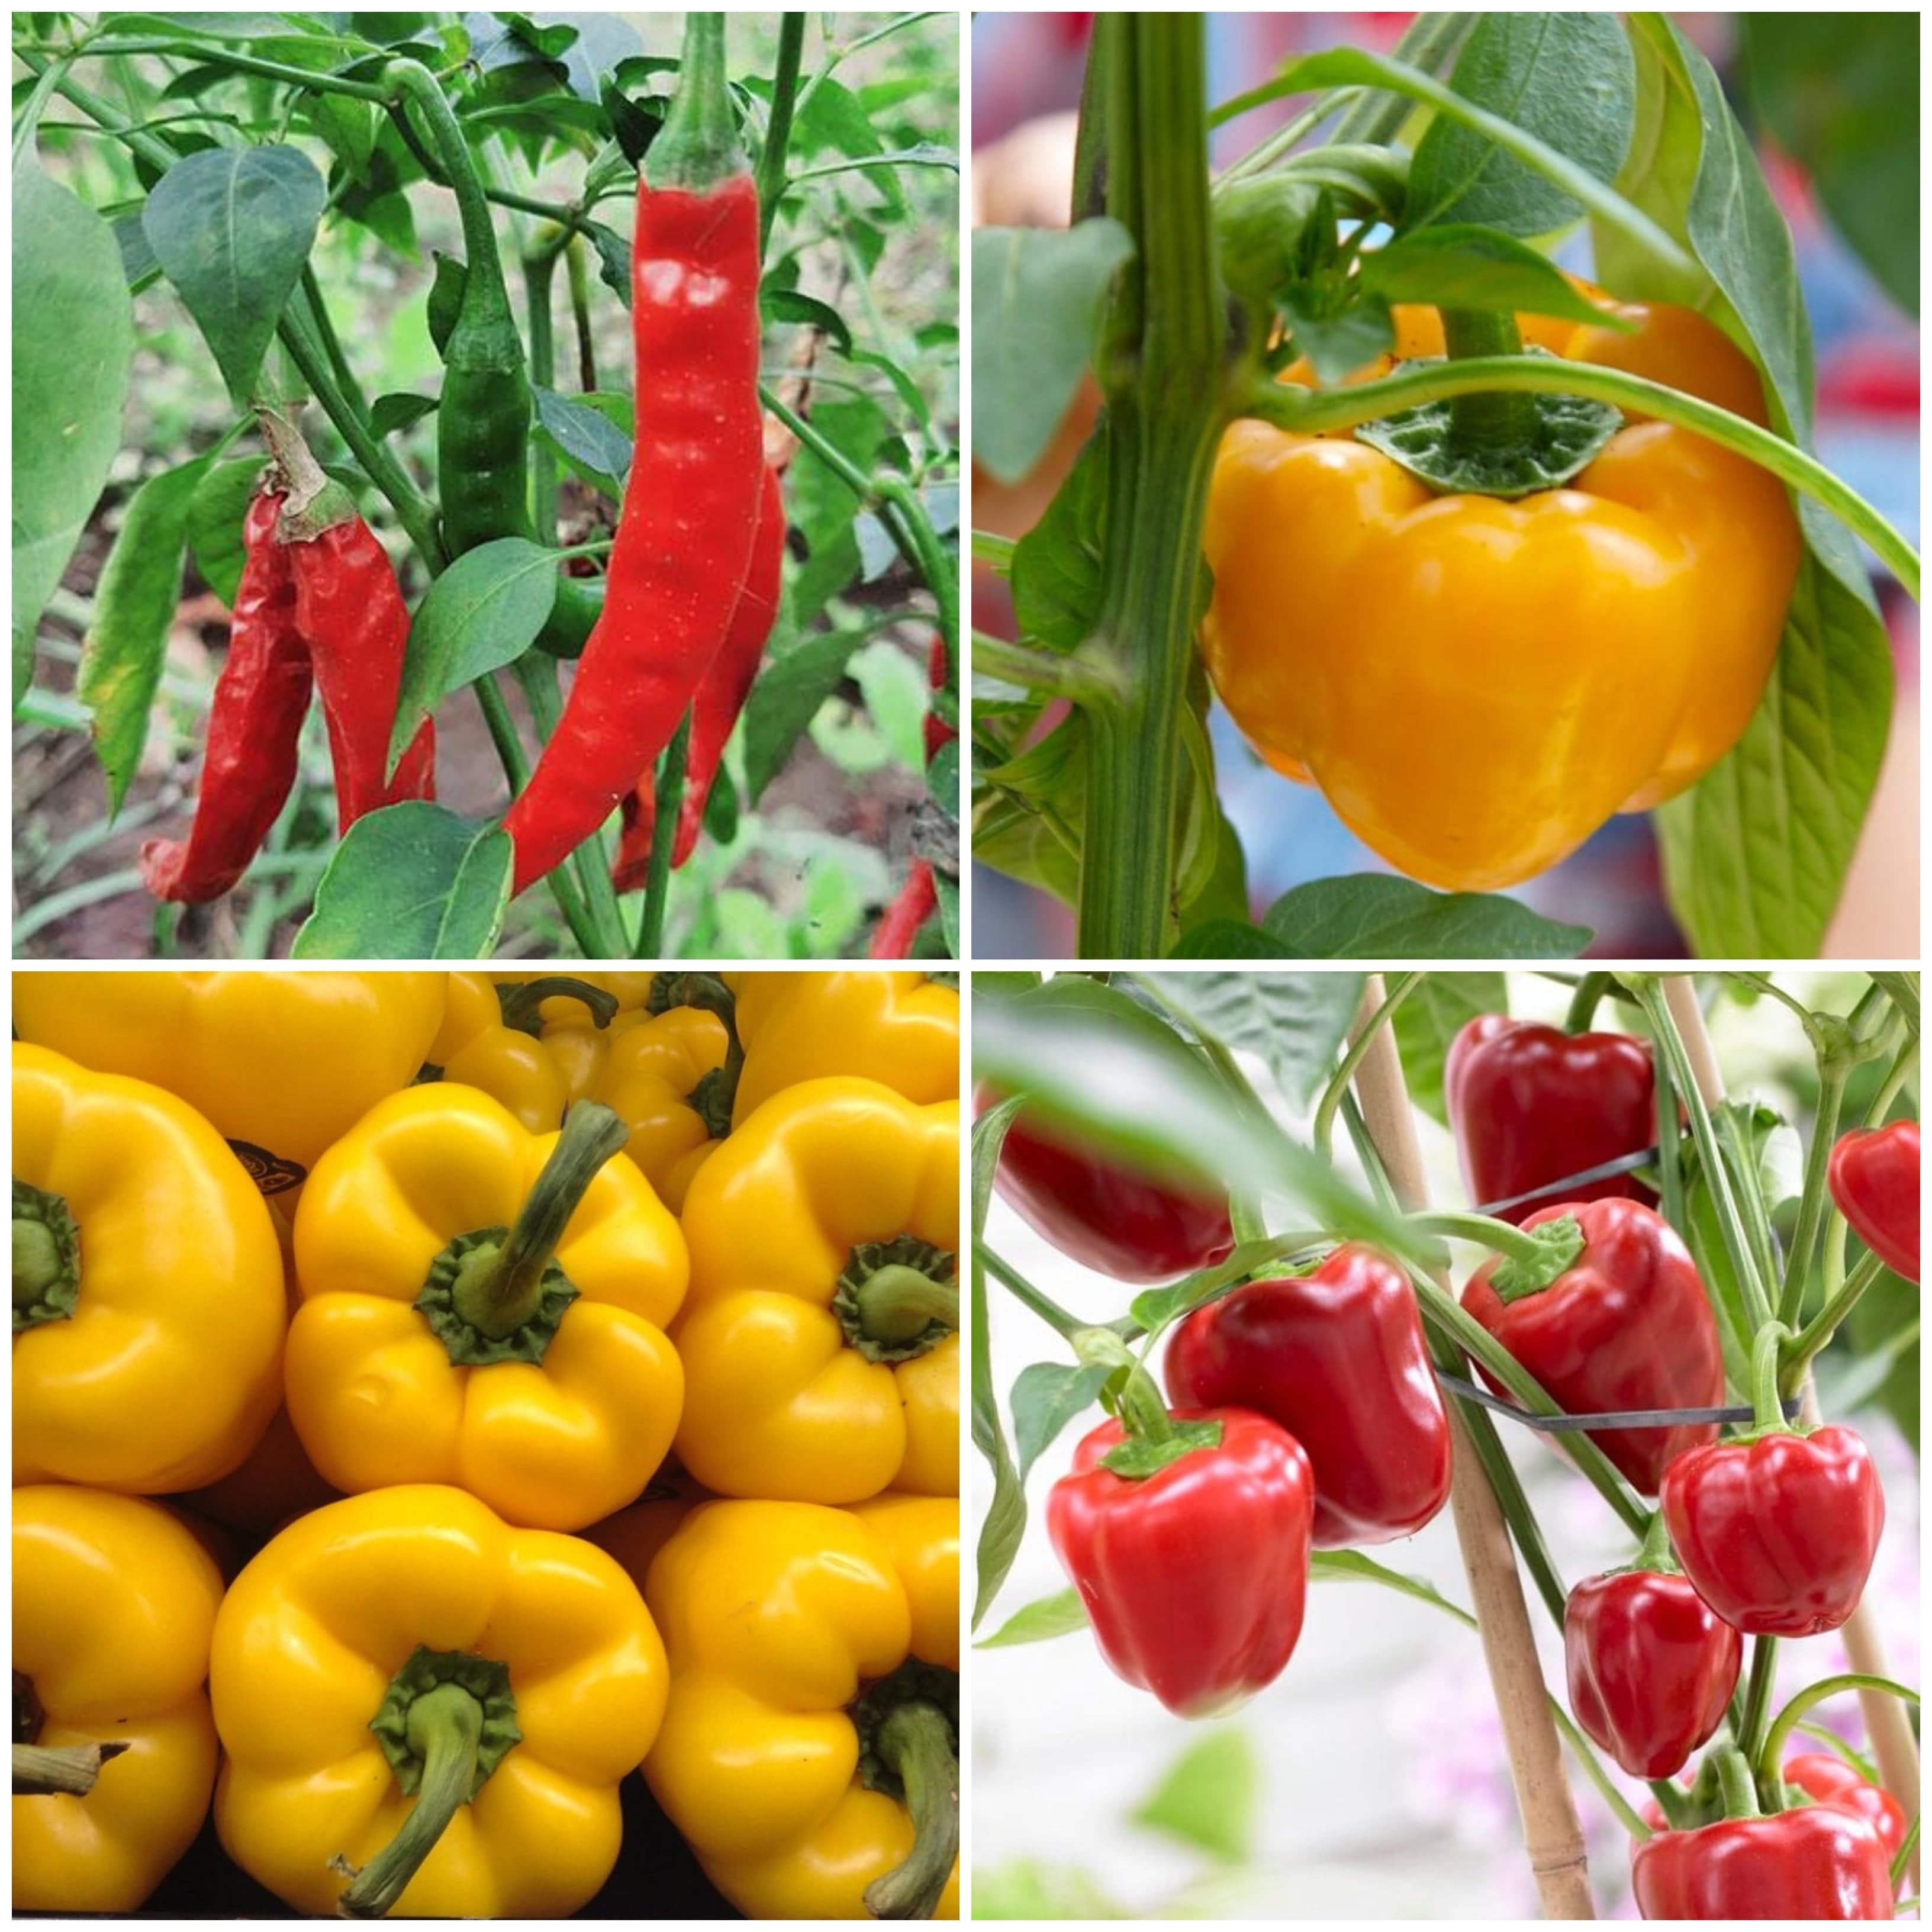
[1712,1745,1763,1823]
[14,1741,128,1796]
[337,1682,483,1919]
[861,1701,959,1921]
[1441,307,1537,449]
[494,976,619,1038]
[854,1264,960,1344]
[648,12,745,194]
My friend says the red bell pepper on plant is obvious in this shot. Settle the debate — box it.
[1783,1754,1909,1866]
[1446,1016,1657,1221]
[1631,1804,1893,1920]
[1827,1120,1920,1284]
[1660,1425,1884,1637]
[1047,1405,1313,1718]
[504,12,764,896]
[1163,1245,1451,1546]
[1461,1199,1724,1495]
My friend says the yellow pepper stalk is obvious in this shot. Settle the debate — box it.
[675,1077,960,1503]
[286,1086,688,1531]
[13,1487,226,1912]
[14,1043,285,1492]
[644,1500,959,1920]
[211,1484,666,1917]
[12,970,447,1189]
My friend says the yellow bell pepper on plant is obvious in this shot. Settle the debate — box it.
[675,1077,959,1503]
[12,970,447,1188]
[286,1086,687,1531]
[211,1484,666,1918]
[13,1486,226,1912]
[14,1043,285,1492]
[644,1499,959,1920]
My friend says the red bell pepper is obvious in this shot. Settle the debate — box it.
[1163,1245,1451,1547]
[1564,1561,1740,1779]
[1783,1754,1908,1866]
[1046,1407,1313,1717]
[1631,1806,1893,1920]
[1660,1425,1884,1637]
[984,1090,1235,1284]
[1446,1016,1656,1222]
[1828,1120,1920,1285]
[1461,1199,1723,1495]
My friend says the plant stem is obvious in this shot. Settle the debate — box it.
[635,713,691,958]
[756,14,807,251]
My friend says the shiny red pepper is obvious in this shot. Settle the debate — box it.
[1631,1806,1893,1920]
[1828,1120,1920,1285]
[870,860,939,960]
[1461,1199,1723,1495]
[923,631,957,764]
[1660,1425,1884,1637]
[1163,1245,1450,1546]
[1783,1754,1909,1866]
[1446,1016,1656,1222]
[985,1091,1235,1284]
[1563,1561,1740,1779]
[1046,1407,1313,1718]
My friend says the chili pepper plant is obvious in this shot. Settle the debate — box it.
[971,967,1918,1918]
[971,13,1918,960]
[14,11,959,961]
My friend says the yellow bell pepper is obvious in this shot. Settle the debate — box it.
[490,968,658,1020]
[12,970,448,1189]
[851,1495,961,1674]
[211,1484,666,1918]
[14,1043,285,1492]
[643,1499,959,1920]
[13,1486,226,1912]
[727,971,960,1126]
[675,1077,960,1503]
[286,1085,688,1531]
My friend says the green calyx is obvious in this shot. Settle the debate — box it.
[1099,1415,1224,1480]
[338,1646,520,1919]
[647,12,748,193]
[414,1100,627,1364]
[493,976,619,1039]
[834,1238,959,1363]
[255,404,360,543]
[851,1659,959,1921]
[1486,1213,1587,1303]
[13,1180,80,1332]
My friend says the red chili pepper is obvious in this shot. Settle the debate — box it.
[1563,1563,1740,1779]
[1446,1015,1656,1221]
[141,490,315,903]
[923,631,957,764]
[868,859,939,959]
[1631,1806,1893,1920]
[1783,1754,1909,1866]
[983,1090,1235,1284]
[1163,1245,1451,1546]
[1660,1425,1884,1637]
[1828,1121,1920,1285]
[1461,1199,1723,1495]
[504,16,763,896]
[1046,1407,1313,1718]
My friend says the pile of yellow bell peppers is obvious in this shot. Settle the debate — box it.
[12,969,961,1921]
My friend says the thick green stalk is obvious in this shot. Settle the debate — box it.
[756,14,807,249]
[649,14,743,192]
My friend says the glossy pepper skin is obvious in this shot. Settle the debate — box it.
[1202,298,1802,890]
[12,969,448,1185]
[1631,1806,1892,1920]
[675,1078,959,1503]
[871,859,941,959]
[1660,1426,1884,1637]
[1164,1245,1450,1545]
[1048,1408,1315,1718]
[1446,1015,1656,1221]
[644,1499,960,1920]
[14,1487,226,1912]
[1563,1565,1740,1778]
[1828,1121,1920,1284]
[14,1043,285,1492]
[286,1083,688,1531]
[1461,1199,1724,1495]
[1783,1754,1909,1866]
[211,1485,666,1918]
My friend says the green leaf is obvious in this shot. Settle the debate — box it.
[974,1588,1088,1650]
[1252,875,1590,959]
[972,220,1132,484]
[185,457,266,607]
[971,1097,1028,1630]
[1360,224,1622,323]
[14,157,136,708]
[532,385,632,492]
[141,146,326,406]
[1140,970,1365,1112]
[293,804,510,958]
[741,625,864,803]
[1009,409,1107,652]
[1130,1728,1261,1864]
[972,1863,1128,1920]
[1392,972,1508,1124]
[1011,1361,1112,1479]
[78,458,213,817]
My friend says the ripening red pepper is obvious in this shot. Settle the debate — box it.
[1046,1407,1313,1718]
[1163,1245,1451,1546]
[1461,1199,1723,1495]
[923,631,957,764]
[1446,1015,1656,1221]
[504,15,764,896]
[1631,1806,1893,1920]
[1783,1754,1909,1866]
[1660,1425,1884,1637]
[870,859,939,960]
[984,1091,1235,1284]
[1828,1121,1920,1284]
[1563,1562,1740,1779]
